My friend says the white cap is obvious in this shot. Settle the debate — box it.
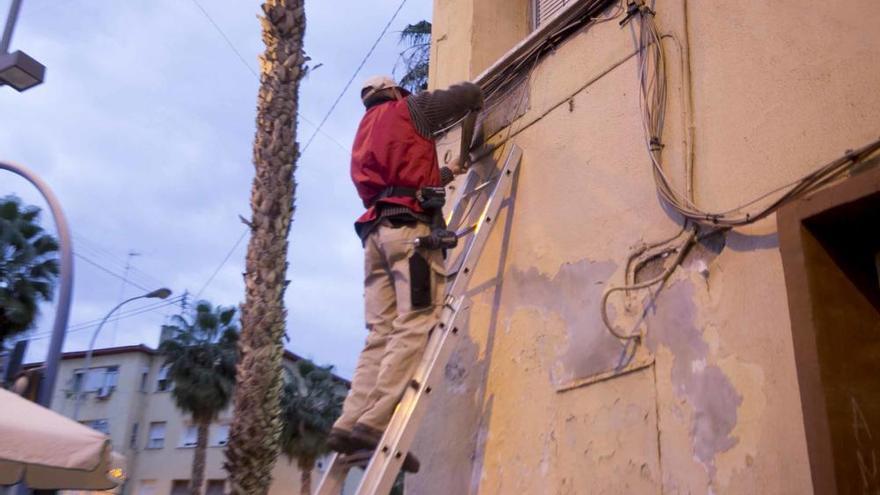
[360,75,408,101]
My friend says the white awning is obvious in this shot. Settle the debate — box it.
[0,389,126,490]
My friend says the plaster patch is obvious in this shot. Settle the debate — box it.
[646,281,744,479]
[714,356,767,490]
[444,350,469,394]
[502,259,623,386]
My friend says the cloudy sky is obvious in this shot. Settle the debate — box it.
[2,0,432,378]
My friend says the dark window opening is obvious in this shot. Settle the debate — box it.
[779,168,880,494]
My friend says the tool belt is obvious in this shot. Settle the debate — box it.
[371,186,458,250]
[369,186,446,210]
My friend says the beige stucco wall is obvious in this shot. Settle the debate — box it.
[415,0,880,493]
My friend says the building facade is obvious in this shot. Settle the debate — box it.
[30,345,356,495]
[411,0,880,494]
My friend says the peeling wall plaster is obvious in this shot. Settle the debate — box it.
[502,260,621,385]
[410,0,880,492]
[646,281,743,478]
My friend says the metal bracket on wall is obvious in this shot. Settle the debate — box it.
[555,342,655,393]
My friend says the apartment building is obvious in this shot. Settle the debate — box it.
[28,345,357,495]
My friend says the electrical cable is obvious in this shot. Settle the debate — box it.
[74,252,150,292]
[300,0,409,155]
[23,297,185,340]
[67,299,184,332]
[66,297,185,332]
[72,234,167,290]
[448,52,540,233]
[628,5,880,227]
[195,227,249,299]
[600,227,697,341]
[187,0,351,155]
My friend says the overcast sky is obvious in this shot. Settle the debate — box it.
[2,0,433,378]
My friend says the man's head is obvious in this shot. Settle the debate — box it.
[361,75,410,108]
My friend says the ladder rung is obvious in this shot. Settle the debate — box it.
[316,145,523,495]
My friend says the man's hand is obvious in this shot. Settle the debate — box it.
[448,156,467,175]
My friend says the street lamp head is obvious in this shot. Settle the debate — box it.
[0,50,45,92]
[145,288,172,299]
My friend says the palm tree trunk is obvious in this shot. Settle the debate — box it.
[225,1,306,494]
[190,419,210,495]
[298,457,314,495]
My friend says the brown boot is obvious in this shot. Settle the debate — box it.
[327,428,357,454]
[350,423,421,473]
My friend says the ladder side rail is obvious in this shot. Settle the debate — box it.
[445,167,482,229]
[445,145,522,301]
[354,145,523,495]
[353,297,470,495]
[317,157,489,495]
[315,453,348,495]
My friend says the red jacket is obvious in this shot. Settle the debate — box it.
[350,99,440,227]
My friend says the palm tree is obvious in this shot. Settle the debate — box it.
[159,301,238,495]
[225,1,306,493]
[279,360,347,495]
[395,21,431,92]
[0,195,59,346]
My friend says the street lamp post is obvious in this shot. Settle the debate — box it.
[1,0,45,92]
[72,288,172,421]
[0,160,73,408]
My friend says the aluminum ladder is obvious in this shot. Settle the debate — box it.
[316,144,523,495]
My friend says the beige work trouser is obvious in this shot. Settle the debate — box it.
[334,220,446,432]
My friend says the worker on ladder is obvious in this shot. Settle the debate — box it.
[327,75,483,473]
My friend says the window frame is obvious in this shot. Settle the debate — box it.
[531,0,571,31]
[129,422,139,449]
[71,365,119,394]
[178,424,198,449]
[81,418,110,435]
[155,364,172,392]
[210,423,230,447]
[146,421,167,449]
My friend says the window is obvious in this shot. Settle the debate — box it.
[129,423,139,449]
[532,0,570,29]
[137,480,157,495]
[179,425,198,448]
[170,480,189,495]
[140,366,149,392]
[146,422,166,449]
[206,480,225,495]
[156,365,171,392]
[72,365,119,395]
[81,419,110,435]
[210,424,230,447]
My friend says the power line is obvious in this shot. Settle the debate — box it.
[187,0,351,154]
[24,297,184,340]
[72,234,166,289]
[188,0,258,79]
[69,297,183,331]
[67,297,184,332]
[196,227,248,298]
[300,0,408,154]
[74,252,150,292]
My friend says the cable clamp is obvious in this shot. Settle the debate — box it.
[619,1,640,26]
[620,1,655,26]
[649,137,664,151]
